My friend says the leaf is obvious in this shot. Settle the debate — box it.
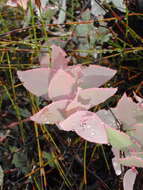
[112,157,122,175]
[43,152,56,168]
[59,110,108,144]
[7,0,29,9]
[31,100,69,124]
[48,69,76,101]
[67,65,83,82]
[105,126,132,149]
[78,88,117,108]
[6,0,17,7]
[123,169,137,190]
[112,147,122,175]
[57,0,67,24]
[12,151,29,174]
[80,65,116,88]
[40,44,69,69]
[119,156,143,167]
[17,68,51,97]
[128,123,143,146]
[0,165,4,188]
[111,94,143,128]
[91,0,106,16]
[96,109,117,129]
[65,87,89,116]
[66,88,117,116]
[111,0,126,12]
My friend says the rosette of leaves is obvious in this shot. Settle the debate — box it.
[17,44,136,153]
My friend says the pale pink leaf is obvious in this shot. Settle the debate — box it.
[40,44,69,69]
[105,126,132,149]
[59,110,108,144]
[17,68,51,97]
[119,156,143,167]
[65,88,89,116]
[67,65,83,84]
[48,69,76,101]
[123,169,137,190]
[80,65,116,88]
[78,88,117,108]
[111,94,143,128]
[31,100,69,124]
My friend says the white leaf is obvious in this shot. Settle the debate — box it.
[112,147,122,175]
[96,109,117,129]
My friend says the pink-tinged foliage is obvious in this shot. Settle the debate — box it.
[80,65,116,89]
[17,44,118,146]
[40,44,69,69]
[119,156,143,167]
[129,123,143,146]
[65,88,89,116]
[17,68,51,97]
[65,88,117,115]
[67,65,83,84]
[31,100,69,124]
[18,45,117,102]
[105,126,132,149]
[111,94,143,128]
[59,111,108,144]
[131,152,143,157]
[30,85,117,127]
[7,0,29,9]
[123,169,137,190]
[78,88,117,108]
[48,69,76,101]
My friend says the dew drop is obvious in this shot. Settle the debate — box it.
[116,169,121,176]
[90,132,95,136]
[101,122,105,126]
[86,125,91,129]
[80,121,87,129]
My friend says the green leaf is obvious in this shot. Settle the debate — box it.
[119,156,143,167]
[43,152,56,168]
[0,165,4,188]
[106,126,132,149]
[12,151,29,174]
